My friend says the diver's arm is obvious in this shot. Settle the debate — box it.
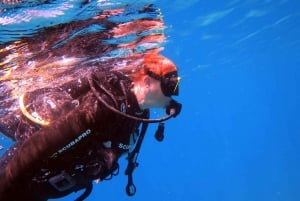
[0,93,101,197]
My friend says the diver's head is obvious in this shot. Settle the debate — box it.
[131,54,180,110]
[143,54,179,97]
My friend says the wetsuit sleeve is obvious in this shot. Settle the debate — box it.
[0,93,100,197]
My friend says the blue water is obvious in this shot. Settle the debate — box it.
[1,0,300,201]
[158,1,300,201]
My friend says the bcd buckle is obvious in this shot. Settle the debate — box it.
[49,172,75,192]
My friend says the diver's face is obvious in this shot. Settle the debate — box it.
[142,77,171,108]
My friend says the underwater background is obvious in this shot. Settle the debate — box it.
[1,0,300,201]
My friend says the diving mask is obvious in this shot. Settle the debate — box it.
[145,69,180,97]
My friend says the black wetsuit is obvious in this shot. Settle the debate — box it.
[0,70,147,201]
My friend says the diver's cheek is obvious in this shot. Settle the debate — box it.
[154,96,171,108]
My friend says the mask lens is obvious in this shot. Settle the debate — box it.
[161,71,179,97]
[145,69,180,97]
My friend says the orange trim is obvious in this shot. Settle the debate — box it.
[19,94,50,126]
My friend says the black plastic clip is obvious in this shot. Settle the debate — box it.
[49,172,75,192]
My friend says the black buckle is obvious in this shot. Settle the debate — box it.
[49,172,75,192]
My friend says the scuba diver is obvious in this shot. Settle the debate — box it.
[0,53,182,201]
